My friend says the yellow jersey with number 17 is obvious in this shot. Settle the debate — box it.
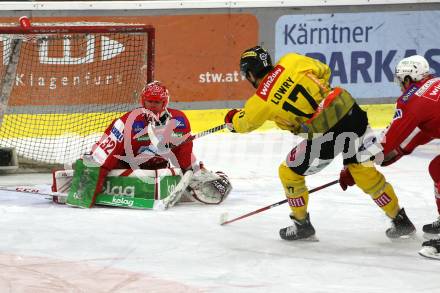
[232,53,343,134]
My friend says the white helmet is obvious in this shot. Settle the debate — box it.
[395,55,430,83]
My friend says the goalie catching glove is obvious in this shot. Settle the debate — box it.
[138,167,232,209]
[184,168,232,204]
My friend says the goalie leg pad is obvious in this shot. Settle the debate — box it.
[66,158,108,208]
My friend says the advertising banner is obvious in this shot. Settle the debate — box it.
[1,32,147,106]
[275,11,440,99]
[0,14,258,106]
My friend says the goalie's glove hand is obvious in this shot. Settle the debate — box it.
[339,167,355,191]
[379,146,410,167]
[224,109,239,132]
[187,169,232,204]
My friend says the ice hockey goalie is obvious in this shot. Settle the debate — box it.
[56,80,232,209]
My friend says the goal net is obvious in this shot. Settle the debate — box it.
[0,20,155,168]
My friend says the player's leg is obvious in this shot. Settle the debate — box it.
[278,162,316,241]
[423,155,440,235]
[347,163,416,238]
[347,162,399,217]
[341,104,415,238]
[279,105,369,241]
[346,162,415,238]
[279,135,336,241]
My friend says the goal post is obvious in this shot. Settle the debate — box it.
[0,19,155,170]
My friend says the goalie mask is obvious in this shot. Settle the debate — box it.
[140,81,170,116]
[185,170,232,204]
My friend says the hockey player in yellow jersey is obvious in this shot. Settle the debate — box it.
[224,46,416,241]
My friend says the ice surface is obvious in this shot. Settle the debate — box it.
[0,132,440,292]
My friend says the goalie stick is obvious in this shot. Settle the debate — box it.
[126,123,227,209]
[220,179,339,225]
[154,170,194,210]
[0,185,67,202]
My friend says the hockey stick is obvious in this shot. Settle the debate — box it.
[220,179,339,225]
[153,170,194,210]
[0,185,67,202]
[191,123,227,140]
[146,123,227,156]
[157,124,227,207]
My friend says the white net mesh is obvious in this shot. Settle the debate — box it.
[0,23,154,166]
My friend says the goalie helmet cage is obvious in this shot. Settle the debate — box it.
[0,20,155,171]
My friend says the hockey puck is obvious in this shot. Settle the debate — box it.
[219,212,228,225]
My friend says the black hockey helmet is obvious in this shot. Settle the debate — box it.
[240,46,273,80]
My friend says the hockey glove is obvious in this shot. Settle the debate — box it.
[187,170,232,204]
[339,167,355,191]
[224,109,239,132]
[380,147,409,167]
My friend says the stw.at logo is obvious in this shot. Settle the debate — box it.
[1,35,125,65]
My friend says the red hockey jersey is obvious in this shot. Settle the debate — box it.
[382,76,440,155]
[90,108,194,171]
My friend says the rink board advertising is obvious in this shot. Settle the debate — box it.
[275,11,440,99]
[0,14,258,106]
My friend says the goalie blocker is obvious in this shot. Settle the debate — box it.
[52,159,232,209]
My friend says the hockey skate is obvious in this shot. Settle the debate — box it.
[385,208,416,239]
[419,239,440,260]
[279,213,318,241]
[422,216,440,238]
